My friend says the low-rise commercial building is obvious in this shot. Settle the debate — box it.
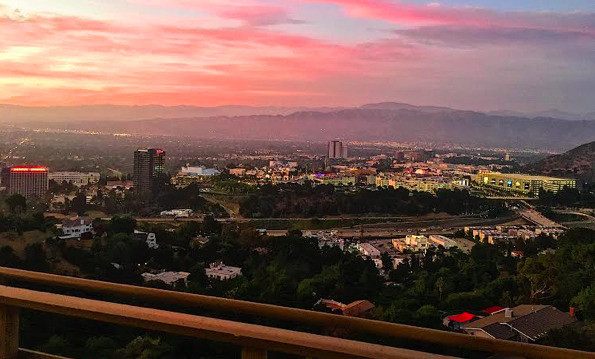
[49,172,100,186]
[357,242,381,258]
[105,181,134,190]
[393,235,430,252]
[476,172,577,196]
[309,174,356,186]
[160,209,193,217]
[429,235,457,249]
[229,168,246,177]
[173,166,220,187]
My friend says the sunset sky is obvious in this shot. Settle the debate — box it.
[1,1,595,111]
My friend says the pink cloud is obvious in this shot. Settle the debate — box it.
[130,0,302,26]
[298,0,595,35]
[214,5,304,26]
[0,5,407,106]
[1,1,594,110]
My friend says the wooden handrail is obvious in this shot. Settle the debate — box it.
[0,285,456,359]
[0,267,593,359]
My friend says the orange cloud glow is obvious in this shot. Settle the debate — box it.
[0,1,594,111]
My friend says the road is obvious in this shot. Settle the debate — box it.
[251,214,521,238]
[554,209,595,221]
[96,213,523,240]
[126,215,432,223]
[555,209,595,230]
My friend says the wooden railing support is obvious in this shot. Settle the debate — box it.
[0,305,19,359]
[17,349,71,359]
[1,267,594,359]
[0,285,459,359]
[241,347,267,359]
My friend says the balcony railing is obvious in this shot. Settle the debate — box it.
[0,266,593,359]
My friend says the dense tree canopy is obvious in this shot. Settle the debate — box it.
[1,208,593,355]
[240,183,507,218]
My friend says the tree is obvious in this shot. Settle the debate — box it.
[187,263,209,293]
[5,194,27,213]
[110,216,136,235]
[23,243,50,272]
[202,215,221,235]
[39,335,71,357]
[0,246,22,268]
[540,323,595,352]
[517,255,557,302]
[414,305,441,328]
[84,337,119,359]
[238,228,265,250]
[571,286,595,321]
[435,275,454,301]
[381,251,393,272]
[117,336,174,359]
[69,191,88,215]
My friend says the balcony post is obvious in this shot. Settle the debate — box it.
[0,305,19,359]
[241,346,267,359]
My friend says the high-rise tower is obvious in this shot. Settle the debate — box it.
[133,148,165,193]
[1,166,49,198]
[327,140,347,159]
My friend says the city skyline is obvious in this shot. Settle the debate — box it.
[1,1,595,112]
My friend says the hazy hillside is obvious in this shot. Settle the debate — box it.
[359,102,457,114]
[488,109,595,121]
[21,107,595,150]
[0,104,343,123]
[3,102,594,123]
[527,141,595,182]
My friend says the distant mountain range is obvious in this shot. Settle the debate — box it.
[2,102,594,150]
[526,141,595,182]
[2,102,594,123]
[0,104,343,123]
[488,109,595,122]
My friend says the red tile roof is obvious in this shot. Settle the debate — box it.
[483,306,505,315]
[447,312,476,323]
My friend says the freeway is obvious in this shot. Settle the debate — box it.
[554,209,595,222]
[266,214,522,238]
[120,213,520,226]
[117,215,422,223]
[117,213,523,241]
[554,209,595,230]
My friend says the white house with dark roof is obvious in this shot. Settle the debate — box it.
[60,217,94,239]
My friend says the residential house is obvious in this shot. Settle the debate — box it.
[60,217,94,239]
[141,271,190,286]
[205,262,242,281]
[462,305,578,342]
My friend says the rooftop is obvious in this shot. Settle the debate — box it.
[479,172,575,182]
[62,216,93,227]
[464,305,578,341]
[142,271,190,285]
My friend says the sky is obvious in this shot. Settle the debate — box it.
[1,0,595,112]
